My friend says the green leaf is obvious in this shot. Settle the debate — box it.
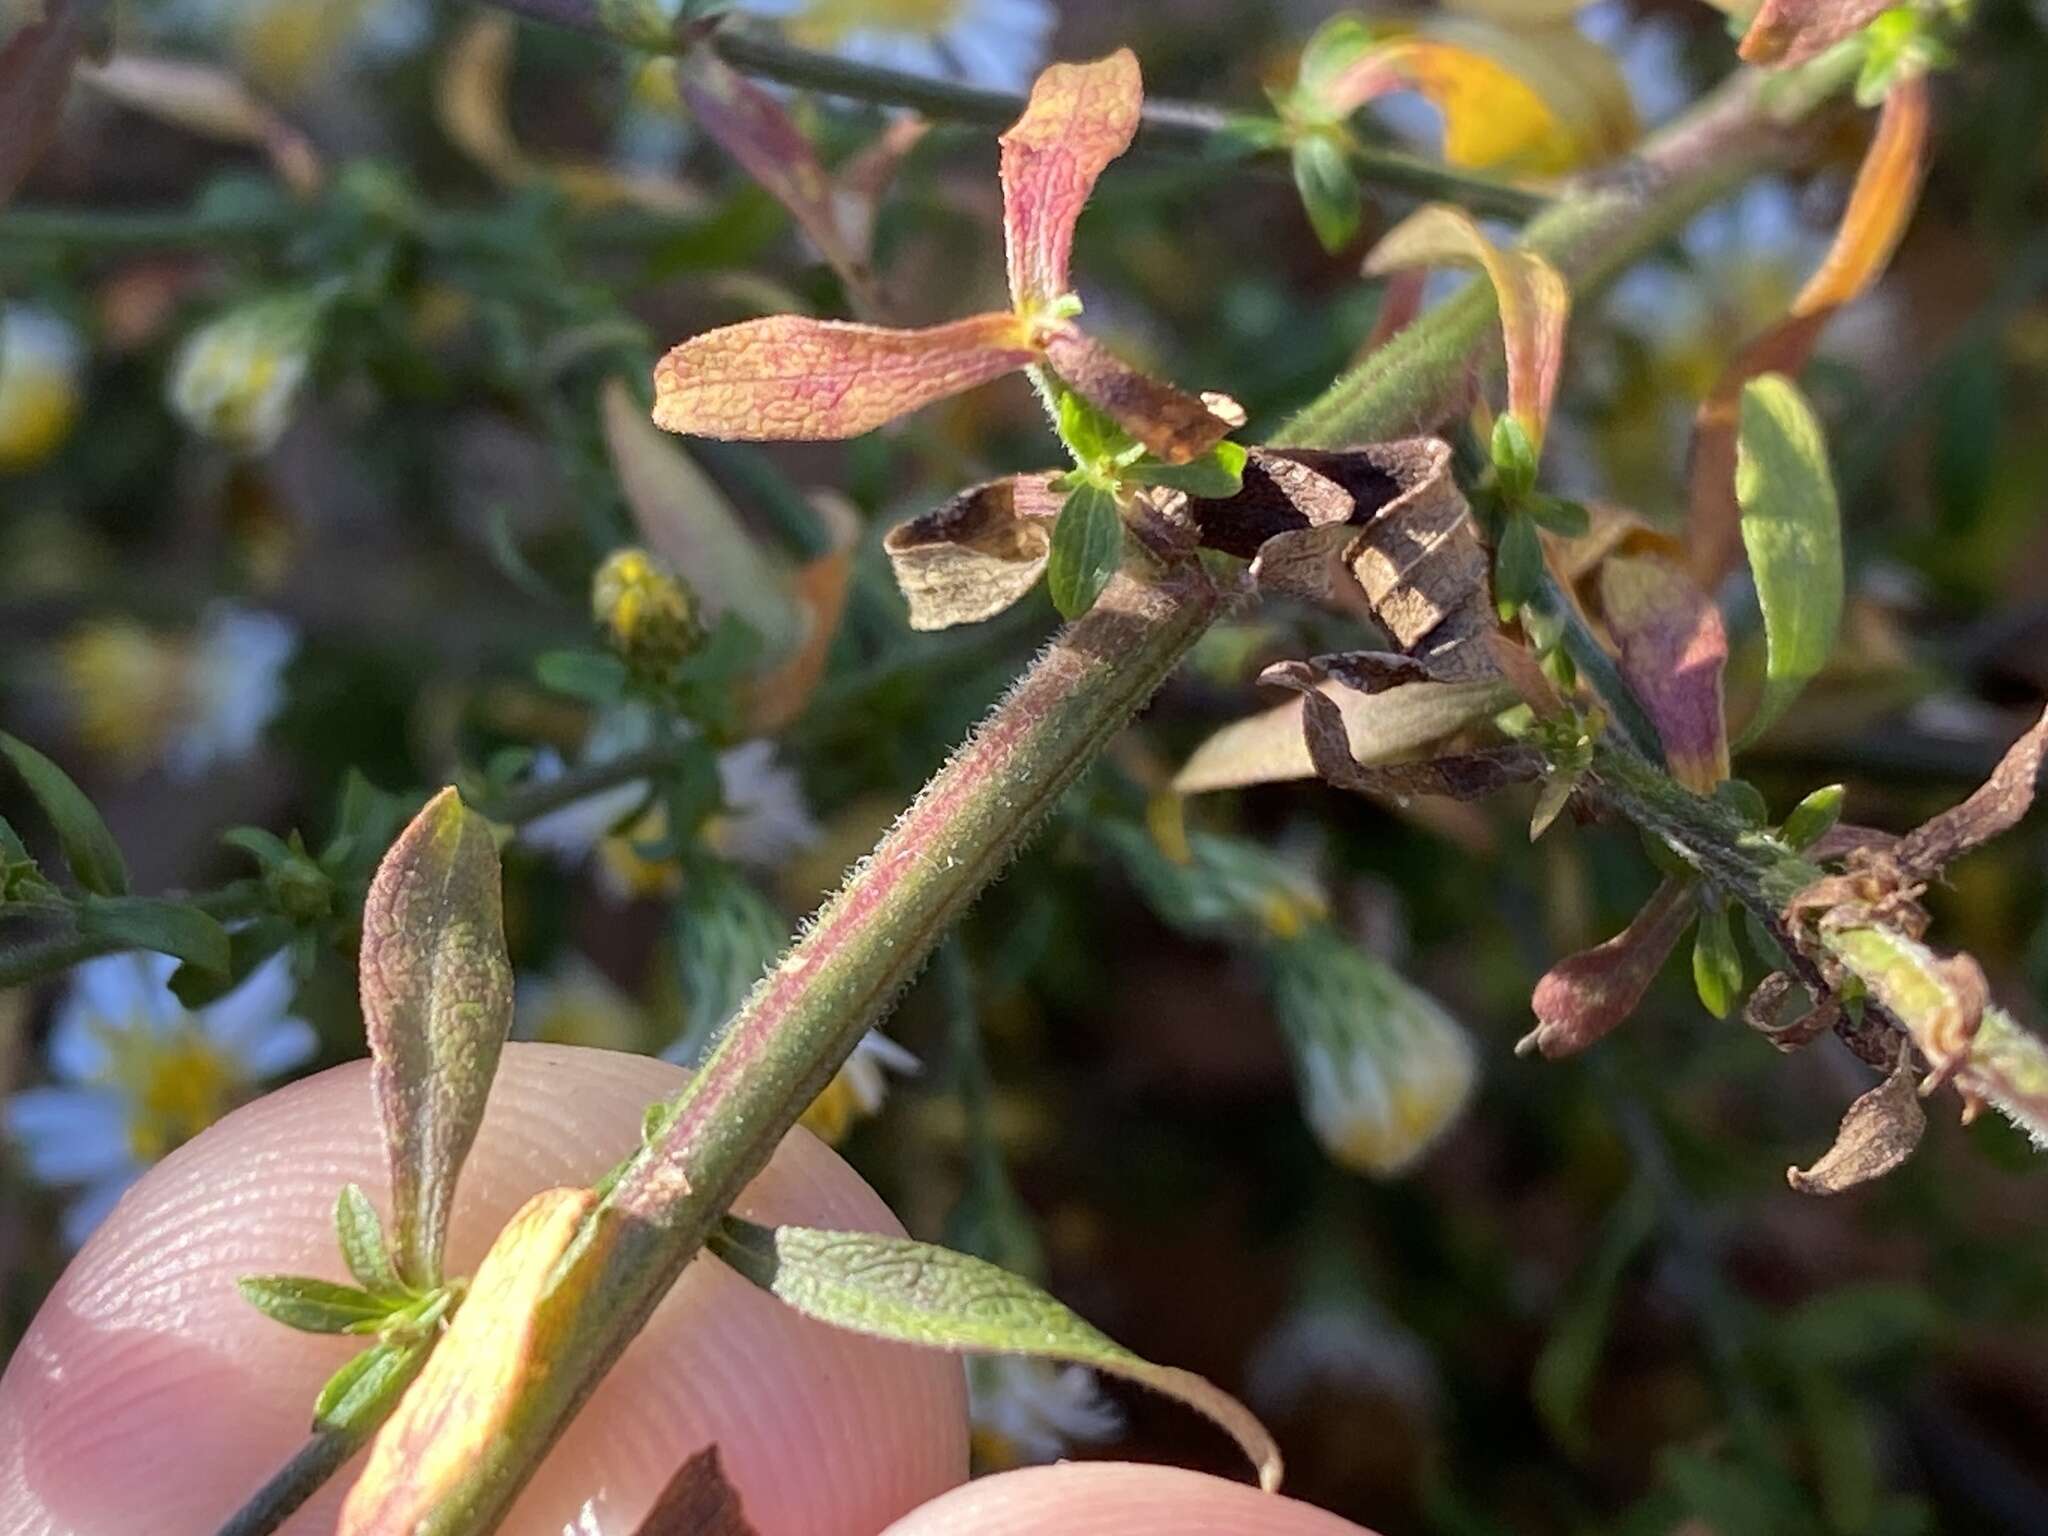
[1044,483,1124,621]
[1490,413,1538,504]
[1710,778,1769,828]
[1775,1281,1936,1369]
[534,649,629,705]
[0,815,60,905]
[312,1337,432,1433]
[1054,389,1134,470]
[337,1184,405,1297]
[1782,783,1845,851]
[1493,511,1543,619]
[1691,902,1744,1019]
[0,732,127,896]
[1531,1182,1657,1455]
[237,1274,395,1335]
[708,1217,1283,1492]
[359,787,514,1289]
[1525,494,1589,537]
[1291,133,1361,253]
[1735,374,1842,745]
[76,895,230,977]
[1124,441,1247,498]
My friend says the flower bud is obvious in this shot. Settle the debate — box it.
[1271,932,1477,1177]
[0,306,84,471]
[167,288,327,452]
[591,546,704,689]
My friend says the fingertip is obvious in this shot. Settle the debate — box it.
[0,1043,966,1534]
[879,1463,1380,1536]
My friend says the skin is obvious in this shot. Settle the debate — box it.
[0,1044,1373,1536]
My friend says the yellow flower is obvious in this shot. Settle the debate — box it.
[799,1029,919,1145]
[0,307,84,472]
[58,621,190,775]
[513,960,647,1052]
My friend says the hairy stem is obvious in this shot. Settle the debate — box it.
[353,63,1831,1536]
[474,0,1547,219]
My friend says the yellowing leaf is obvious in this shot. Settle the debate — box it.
[1597,553,1729,792]
[1793,77,1930,318]
[999,48,1142,310]
[1740,0,1891,67]
[1366,205,1569,449]
[338,1188,602,1536]
[652,311,1037,441]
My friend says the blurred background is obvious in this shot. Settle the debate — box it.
[3,0,2048,1531]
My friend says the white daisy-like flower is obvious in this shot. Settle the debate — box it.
[57,602,297,782]
[1273,936,1478,1178]
[746,0,1058,95]
[968,1356,1122,1468]
[0,305,85,473]
[513,958,648,1053]
[708,739,822,869]
[3,952,316,1247]
[1246,1300,1440,1417]
[798,1028,919,1145]
[167,287,329,453]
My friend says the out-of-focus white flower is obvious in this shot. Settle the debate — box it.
[708,739,822,869]
[0,306,85,473]
[57,603,297,781]
[1273,935,1477,1178]
[150,0,428,95]
[1246,1299,1441,1417]
[3,952,316,1247]
[799,1028,918,1145]
[746,0,1057,94]
[513,958,647,1053]
[167,287,329,452]
[968,1356,1122,1468]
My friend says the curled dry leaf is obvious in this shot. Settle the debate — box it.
[1892,705,2048,882]
[1786,1046,1926,1195]
[883,473,1065,631]
[1520,877,1695,1058]
[1740,0,1892,67]
[652,311,1037,441]
[1264,659,1545,800]
[1744,970,1841,1052]
[1040,327,1232,464]
[360,787,515,1289]
[998,48,1142,309]
[632,1446,761,1536]
[338,1188,603,1535]
[1367,204,1570,450]
[1687,79,1929,584]
[1596,553,1728,792]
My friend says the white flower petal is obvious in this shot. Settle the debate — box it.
[234,1016,320,1080]
[197,951,297,1049]
[4,1088,134,1182]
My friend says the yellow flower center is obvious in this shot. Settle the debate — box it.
[969,1426,1028,1470]
[799,1072,861,1145]
[97,1018,241,1165]
[235,0,371,93]
[598,805,684,900]
[791,0,967,47]
[58,621,191,772]
[0,368,80,471]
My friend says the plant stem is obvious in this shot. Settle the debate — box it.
[213,1429,367,1536]
[474,1,1547,220]
[0,882,266,990]
[367,66,1827,1536]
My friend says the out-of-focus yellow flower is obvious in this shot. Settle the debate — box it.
[799,1028,918,1145]
[1272,933,1477,1178]
[0,306,85,472]
[597,803,684,902]
[513,959,647,1052]
[167,287,329,453]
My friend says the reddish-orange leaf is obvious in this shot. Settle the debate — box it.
[1686,80,1928,584]
[1740,0,1890,67]
[1365,204,1569,450]
[652,311,1037,441]
[1598,553,1729,793]
[1000,49,1142,310]
[1521,878,1695,1058]
[1040,327,1231,464]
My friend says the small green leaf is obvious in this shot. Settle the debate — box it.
[0,732,128,896]
[709,1217,1283,1492]
[533,649,629,704]
[1782,783,1845,850]
[1711,778,1769,828]
[237,1275,394,1335]
[1525,494,1589,537]
[1123,441,1247,498]
[1529,765,1581,841]
[1044,483,1124,621]
[1736,374,1843,745]
[1291,133,1361,253]
[76,895,231,978]
[312,1337,432,1433]
[1494,510,1543,619]
[0,816,60,905]
[1054,389,1133,470]
[337,1184,405,1297]
[1490,413,1538,504]
[360,788,515,1290]
[1692,903,1744,1019]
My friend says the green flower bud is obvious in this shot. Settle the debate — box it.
[591,546,704,689]
[167,287,329,452]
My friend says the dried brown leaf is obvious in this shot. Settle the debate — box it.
[1786,1047,1926,1194]
[632,1446,760,1536]
[1893,706,2048,881]
[1040,327,1231,464]
[1521,877,1695,1058]
[881,472,1065,631]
